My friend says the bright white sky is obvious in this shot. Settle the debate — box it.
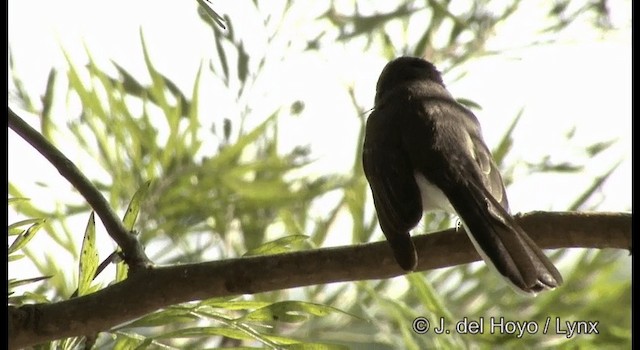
[8,1,632,283]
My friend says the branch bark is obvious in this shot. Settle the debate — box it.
[8,211,631,349]
[8,108,151,272]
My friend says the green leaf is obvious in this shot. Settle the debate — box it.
[8,197,30,204]
[456,97,483,111]
[8,291,51,305]
[284,343,349,350]
[240,301,361,323]
[244,235,309,256]
[405,273,453,320]
[8,254,24,261]
[9,275,52,289]
[8,219,46,254]
[212,111,278,167]
[202,299,271,310]
[237,42,249,84]
[155,326,254,340]
[586,139,617,157]
[111,332,157,350]
[77,212,98,296]
[8,218,44,235]
[119,307,200,328]
[41,68,57,139]
[492,108,523,166]
[140,29,170,112]
[187,62,204,154]
[122,181,152,231]
[569,160,622,210]
[221,177,292,202]
[116,181,151,281]
[153,325,306,348]
[196,0,227,29]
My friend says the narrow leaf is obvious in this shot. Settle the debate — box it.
[40,68,57,139]
[122,181,152,231]
[212,112,278,166]
[569,160,622,210]
[8,219,46,254]
[9,276,52,289]
[244,235,309,256]
[8,218,44,235]
[492,108,524,166]
[241,301,361,323]
[78,212,98,296]
[196,0,227,29]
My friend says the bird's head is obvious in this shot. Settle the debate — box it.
[375,57,445,98]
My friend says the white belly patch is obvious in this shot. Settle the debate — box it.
[414,172,456,214]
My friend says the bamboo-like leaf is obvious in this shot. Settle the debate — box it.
[287,344,349,350]
[240,301,362,323]
[586,139,617,157]
[405,273,454,320]
[156,326,252,340]
[221,177,292,202]
[161,71,191,117]
[569,160,622,211]
[140,29,170,112]
[8,219,46,254]
[8,197,30,204]
[122,181,152,231]
[359,283,422,350]
[202,299,271,310]
[119,307,200,329]
[456,97,483,111]
[195,0,227,29]
[345,178,367,243]
[8,218,44,235]
[223,118,232,142]
[187,62,204,154]
[492,108,523,166]
[112,332,158,350]
[8,276,52,289]
[111,61,147,98]
[311,198,345,246]
[40,68,57,139]
[212,112,278,167]
[8,254,25,261]
[237,42,249,84]
[116,181,152,281]
[209,19,230,83]
[8,291,50,305]
[77,212,98,296]
[244,235,309,256]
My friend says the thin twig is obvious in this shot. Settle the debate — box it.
[8,107,152,271]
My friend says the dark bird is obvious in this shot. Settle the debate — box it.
[362,56,563,294]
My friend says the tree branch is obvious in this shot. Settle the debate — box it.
[7,108,152,271]
[8,211,630,349]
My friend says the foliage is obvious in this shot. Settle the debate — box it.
[8,0,629,348]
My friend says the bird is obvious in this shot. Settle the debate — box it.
[362,56,563,294]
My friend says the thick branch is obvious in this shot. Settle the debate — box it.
[8,108,151,271]
[8,211,630,349]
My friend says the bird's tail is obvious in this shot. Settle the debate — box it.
[448,184,563,294]
[387,233,418,271]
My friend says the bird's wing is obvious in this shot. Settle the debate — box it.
[362,109,423,271]
[402,98,562,293]
[469,128,510,211]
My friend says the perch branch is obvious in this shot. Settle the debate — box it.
[8,211,631,349]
